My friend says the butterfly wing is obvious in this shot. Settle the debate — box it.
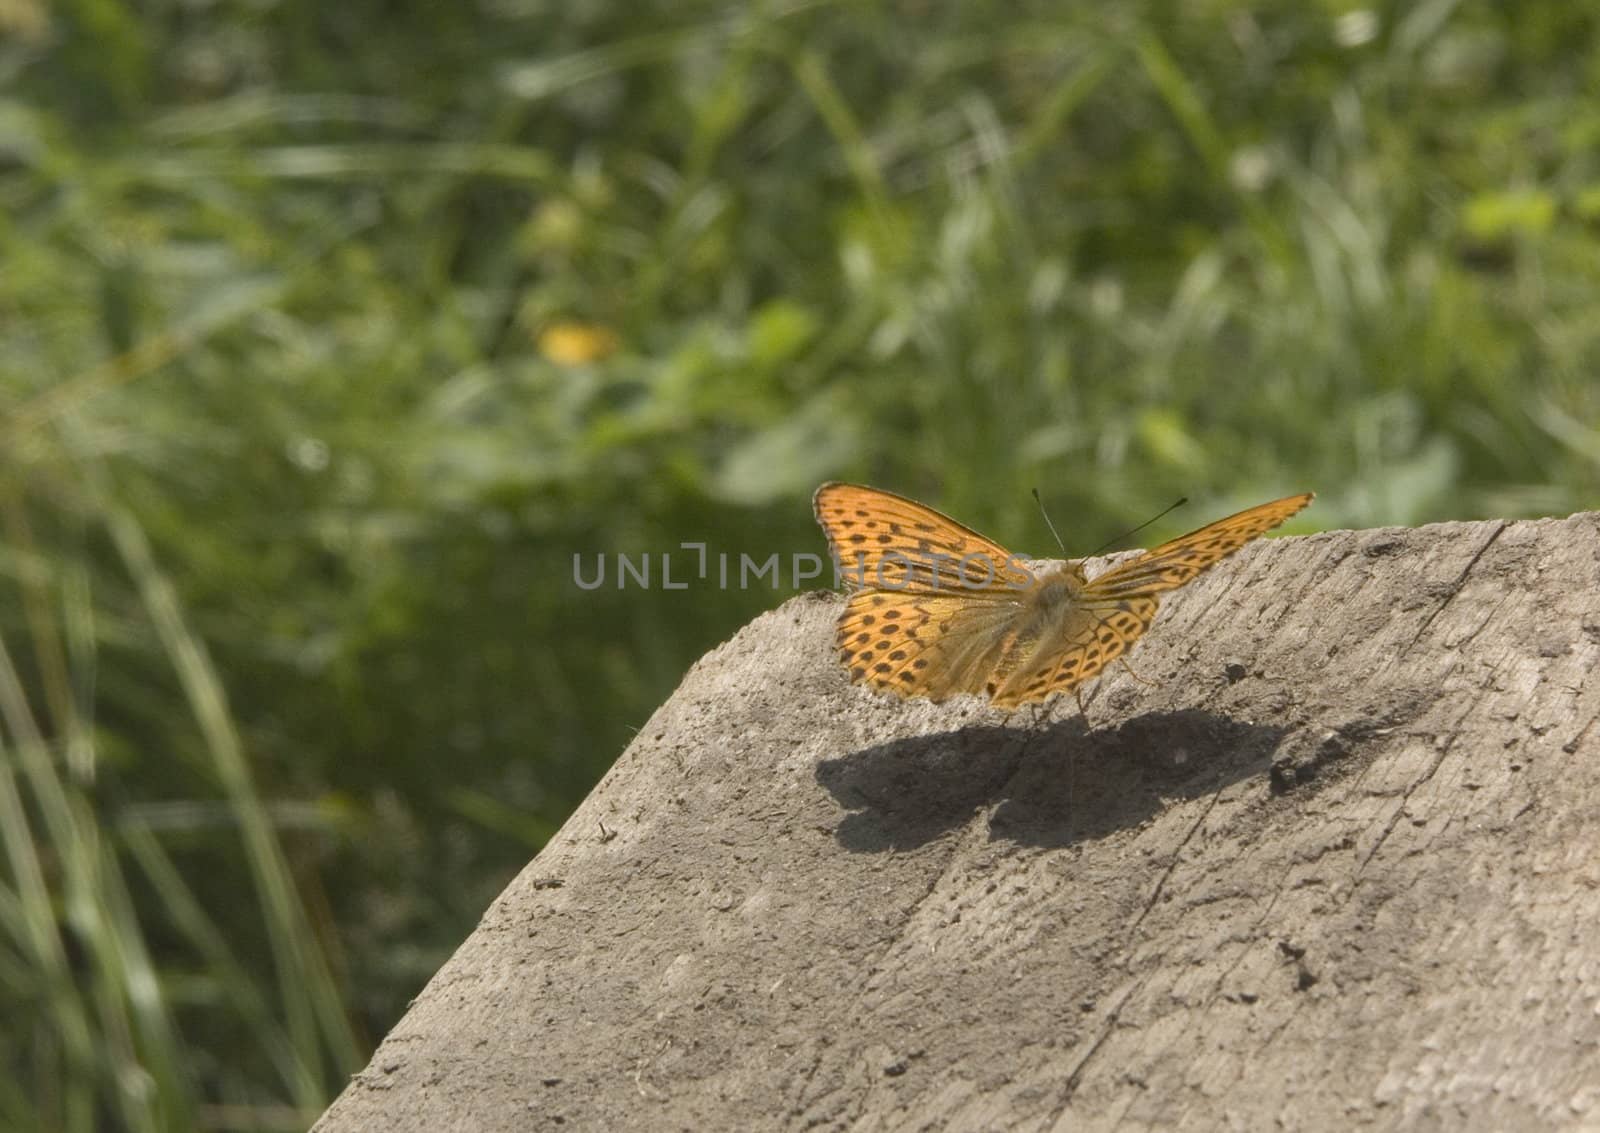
[814,482,1034,595]
[833,589,1025,701]
[987,596,1160,707]
[1080,493,1313,601]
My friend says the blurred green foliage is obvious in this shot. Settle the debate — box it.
[2,0,1598,1126]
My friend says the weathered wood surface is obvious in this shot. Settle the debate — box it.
[314,511,1600,1132]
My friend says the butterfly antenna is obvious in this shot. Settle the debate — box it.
[1031,488,1067,554]
[1087,497,1189,556]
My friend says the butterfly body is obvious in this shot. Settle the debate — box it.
[813,482,1312,709]
[1025,563,1092,617]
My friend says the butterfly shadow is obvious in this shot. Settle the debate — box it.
[815,710,1290,853]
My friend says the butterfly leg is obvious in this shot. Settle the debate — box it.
[1118,657,1155,686]
[1018,693,1055,728]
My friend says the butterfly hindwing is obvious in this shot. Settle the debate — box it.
[989,597,1159,707]
[835,589,1021,701]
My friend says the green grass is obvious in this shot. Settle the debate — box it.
[3,0,1599,1126]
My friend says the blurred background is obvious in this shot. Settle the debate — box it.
[3,0,1597,1128]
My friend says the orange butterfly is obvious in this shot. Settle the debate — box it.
[813,483,1313,708]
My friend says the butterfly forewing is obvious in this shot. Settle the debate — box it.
[1081,493,1313,601]
[814,482,1033,595]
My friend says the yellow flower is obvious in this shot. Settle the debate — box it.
[537,321,620,365]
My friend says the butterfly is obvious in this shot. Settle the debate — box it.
[813,483,1313,708]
